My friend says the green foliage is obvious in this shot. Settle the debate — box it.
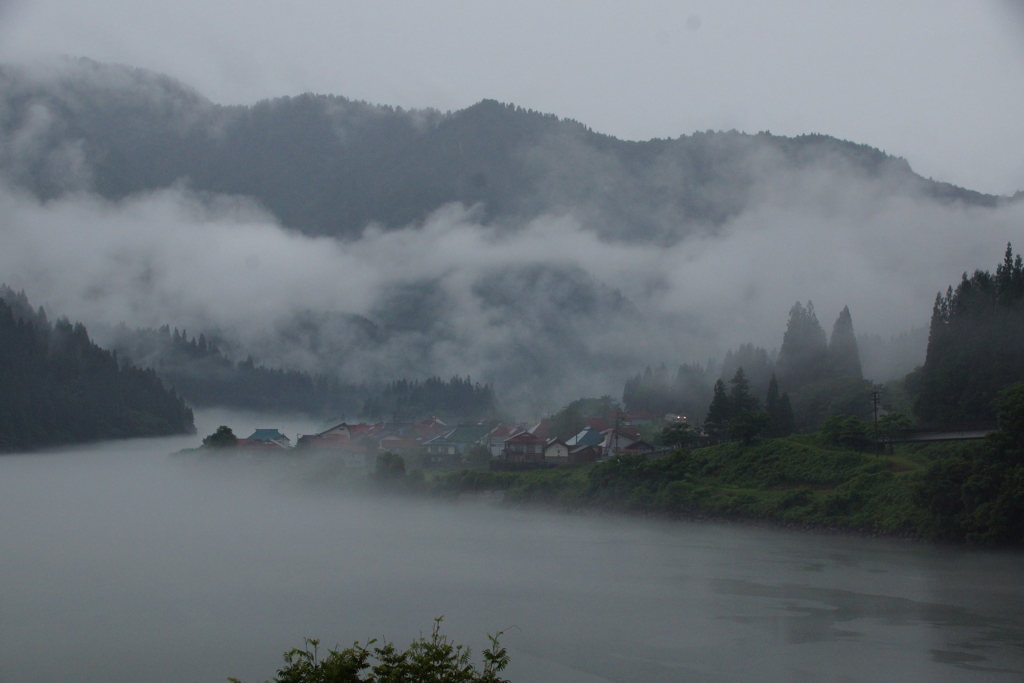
[436,436,935,537]
[232,618,509,683]
[548,396,617,441]
[915,385,1024,544]
[820,415,873,451]
[462,444,493,469]
[787,377,875,432]
[657,422,701,449]
[910,243,1024,425]
[202,425,238,448]
[0,288,194,452]
[728,412,770,445]
[992,383,1024,457]
[375,452,407,482]
[703,379,732,441]
[877,412,910,442]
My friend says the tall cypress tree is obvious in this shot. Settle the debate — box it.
[828,306,863,379]
[776,301,829,391]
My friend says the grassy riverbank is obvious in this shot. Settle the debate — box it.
[434,438,989,540]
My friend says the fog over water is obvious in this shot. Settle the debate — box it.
[2,415,1022,683]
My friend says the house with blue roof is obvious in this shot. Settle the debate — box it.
[242,429,291,448]
[565,426,604,448]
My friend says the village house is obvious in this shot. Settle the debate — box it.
[568,444,602,464]
[422,433,461,468]
[543,438,569,464]
[238,428,291,449]
[528,418,551,440]
[486,424,523,457]
[503,432,545,464]
[566,426,604,448]
[377,436,423,457]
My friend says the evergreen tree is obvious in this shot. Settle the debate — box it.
[0,288,195,451]
[909,243,1024,424]
[720,343,775,402]
[728,367,760,414]
[776,301,829,391]
[704,379,732,440]
[828,306,863,379]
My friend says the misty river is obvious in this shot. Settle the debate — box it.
[2,412,1023,683]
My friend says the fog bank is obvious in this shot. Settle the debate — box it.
[0,170,1020,411]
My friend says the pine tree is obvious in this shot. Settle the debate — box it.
[776,301,829,391]
[828,306,863,379]
[728,367,760,414]
[704,379,732,440]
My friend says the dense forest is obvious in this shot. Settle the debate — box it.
[0,288,194,451]
[110,323,496,420]
[623,303,870,432]
[0,59,1002,243]
[111,324,364,416]
[623,244,1024,438]
[907,244,1024,426]
[361,376,496,421]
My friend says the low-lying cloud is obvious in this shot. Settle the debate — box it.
[0,165,1020,414]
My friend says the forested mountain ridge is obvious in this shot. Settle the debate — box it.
[0,287,195,451]
[0,58,1005,242]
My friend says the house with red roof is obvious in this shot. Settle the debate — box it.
[486,423,523,457]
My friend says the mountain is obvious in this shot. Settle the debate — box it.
[0,58,1004,243]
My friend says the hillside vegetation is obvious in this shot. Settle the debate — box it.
[435,385,1024,545]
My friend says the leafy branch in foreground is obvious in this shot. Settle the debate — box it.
[231,617,510,683]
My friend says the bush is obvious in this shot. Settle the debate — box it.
[202,425,237,448]
[230,618,509,683]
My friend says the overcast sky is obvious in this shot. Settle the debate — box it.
[0,1,1021,195]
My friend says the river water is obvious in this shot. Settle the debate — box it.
[1,416,1022,683]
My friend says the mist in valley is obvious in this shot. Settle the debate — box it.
[0,139,1019,414]
[2,5,1024,682]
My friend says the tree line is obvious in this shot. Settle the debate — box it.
[907,243,1024,426]
[111,324,498,421]
[0,287,194,451]
[624,303,869,433]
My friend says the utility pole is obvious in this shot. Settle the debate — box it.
[871,389,881,456]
